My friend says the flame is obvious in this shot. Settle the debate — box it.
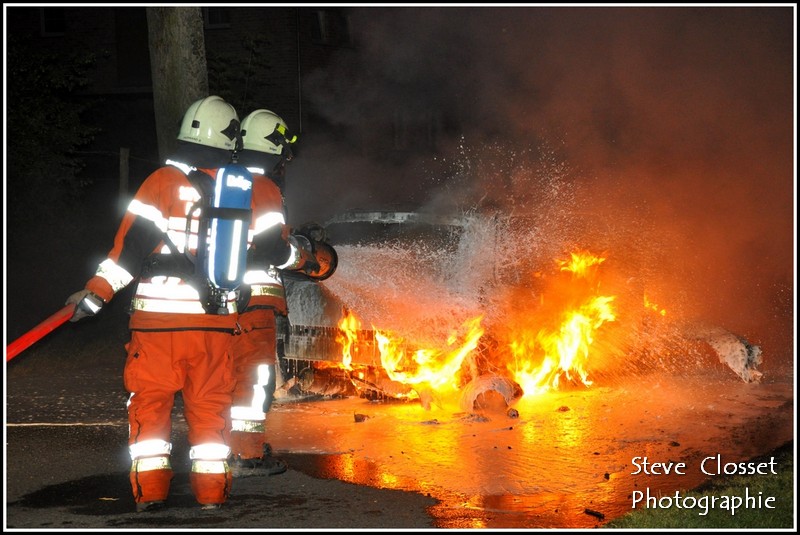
[644,294,666,316]
[331,250,618,401]
[511,295,616,395]
[336,308,361,370]
[376,316,485,392]
[507,250,616,395]
[557,250,606,276]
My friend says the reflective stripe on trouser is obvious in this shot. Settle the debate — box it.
[231,309,277,460]
[190,444,232,505]
[130,456,173,503]
[124,329,235,505]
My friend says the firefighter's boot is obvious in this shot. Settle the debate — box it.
[189,458,232,508]
[230,435,287,477]
[130,456,173,511]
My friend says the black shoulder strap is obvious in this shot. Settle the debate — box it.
[142,168,209,280]
[184,169,215,273]
[185,169,214,202]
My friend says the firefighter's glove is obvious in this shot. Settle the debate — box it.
[66,290,104,322]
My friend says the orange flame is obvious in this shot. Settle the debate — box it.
[644,294,666,316]
[507,250,616,395]
[557,250,606,276]
[510,295,616,395]
[332,250,618,401]
[376,316,485,392]
[336,308,361,370]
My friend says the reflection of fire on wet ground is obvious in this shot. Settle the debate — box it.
[278,248,763,410]
[270,209,785,528]
[267,369,792,529]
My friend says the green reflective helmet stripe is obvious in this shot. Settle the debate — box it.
[275,123,297,144]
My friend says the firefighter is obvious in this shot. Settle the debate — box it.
[228,108,333,476]
[65,96,247,512]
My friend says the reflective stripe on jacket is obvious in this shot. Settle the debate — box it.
[244,267,288,314]
[85,162,240,330]
[243,173,291,315]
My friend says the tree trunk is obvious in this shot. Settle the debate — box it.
[146,7,209,163]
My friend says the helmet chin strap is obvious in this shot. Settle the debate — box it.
[269,159,287,182]
[265,124,296,161]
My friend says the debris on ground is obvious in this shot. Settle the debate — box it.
[459,374,524,414]
[683,322,764,383]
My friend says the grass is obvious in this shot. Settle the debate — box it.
[603,440,795,529]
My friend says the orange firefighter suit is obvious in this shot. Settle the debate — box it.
[82,160,264,507]
[229,173,295,462]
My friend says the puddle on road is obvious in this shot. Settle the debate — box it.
[267,369,794,528]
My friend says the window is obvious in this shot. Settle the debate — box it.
[40,7,66,37]
[203,7,231,29]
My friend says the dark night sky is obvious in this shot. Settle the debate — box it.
[285,6,795,355]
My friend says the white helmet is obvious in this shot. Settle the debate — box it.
[177,96,240,150]
[241,109,297,157]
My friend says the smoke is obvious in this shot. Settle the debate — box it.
[287,7,794,367]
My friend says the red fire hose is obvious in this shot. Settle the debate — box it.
[6,304,76,362]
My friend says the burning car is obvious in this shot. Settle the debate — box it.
[278,208,763,410]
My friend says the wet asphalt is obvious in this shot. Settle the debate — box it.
[5,425,441,530]
[4,322,442,531]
